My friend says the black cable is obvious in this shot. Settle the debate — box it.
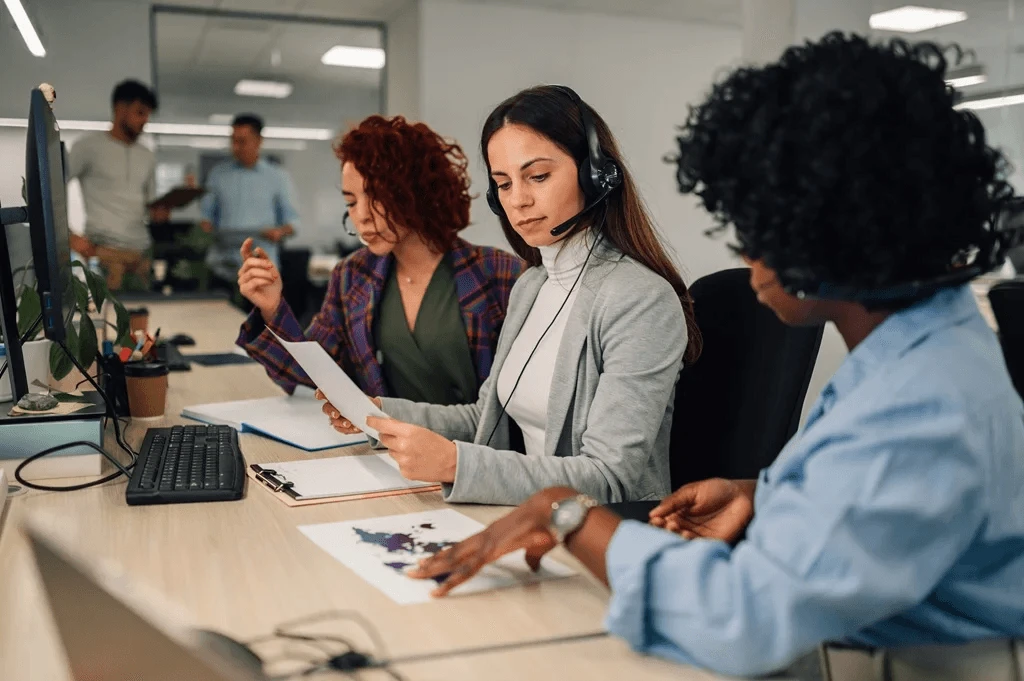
[374,630,609,667]
[482,210,607,448]
[255,609,606,680]
[75,373,101,390]
[14,441,131,491]
[12,338,138,492]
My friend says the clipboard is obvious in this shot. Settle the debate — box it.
[148,187,205,210]
[248,462,441,508]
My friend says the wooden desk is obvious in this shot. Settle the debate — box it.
[0,301,726,681]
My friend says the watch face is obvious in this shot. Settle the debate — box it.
[552,500,586,532]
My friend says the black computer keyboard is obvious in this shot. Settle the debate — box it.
[126,425,245,505]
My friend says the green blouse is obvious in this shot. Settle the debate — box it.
[373,256,478,405]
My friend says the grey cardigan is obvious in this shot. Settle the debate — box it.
[379,241,687,505]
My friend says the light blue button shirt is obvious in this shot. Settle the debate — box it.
[200,158,300,276]
[604,285,1024,678]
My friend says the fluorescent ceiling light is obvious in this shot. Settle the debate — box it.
[0,117,108,131]
[208,113,234,124]
[955,87,1024,112]
[156,136,307,152]
[0,118,332,140]
[869,5,967,33]
[2,0,46,57]
[234,79,292,98]
[945,64,986,89]
[321,45,386,69]
[947,74,987,88]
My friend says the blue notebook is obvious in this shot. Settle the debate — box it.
[181,393,367,452]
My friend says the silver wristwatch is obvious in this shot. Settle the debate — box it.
[548,494,599,544]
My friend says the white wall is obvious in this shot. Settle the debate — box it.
[415,0,744,280]
[385,0,422,120]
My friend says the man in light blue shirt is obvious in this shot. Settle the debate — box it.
[200,113,300,280]
[407,33,1024,678]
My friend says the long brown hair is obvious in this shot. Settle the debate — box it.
[481,86,702,364]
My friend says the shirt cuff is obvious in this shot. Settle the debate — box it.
[264,300,300,340]
[441,440,478,502]
[237,307,267,346]
[604,520,688,651]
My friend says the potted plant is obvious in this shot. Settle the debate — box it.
[2,177,132,386]
[1,259,133,383]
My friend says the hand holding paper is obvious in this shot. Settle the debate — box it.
[268,331,389,439]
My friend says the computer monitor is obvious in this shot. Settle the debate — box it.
[24,87,73,343]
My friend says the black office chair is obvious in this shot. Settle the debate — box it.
[608,267,824,521]
[279,247,312,325]
[988,280,1024,398]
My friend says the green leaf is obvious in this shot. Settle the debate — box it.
[78,314,98,375]
[72,261,108,311]
[71,276,90,316]
[114,303,132,347]
[17,285,41,339]
[50,322,79,382]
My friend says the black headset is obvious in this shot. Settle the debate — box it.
[777,267,984,306]
[486,85,623,237]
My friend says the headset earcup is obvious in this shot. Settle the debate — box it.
[486,181,503,216]
[577,159,599,203]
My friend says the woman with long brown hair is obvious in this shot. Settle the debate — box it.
[322,86,700,505]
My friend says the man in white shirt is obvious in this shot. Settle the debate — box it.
[68,80,169,290]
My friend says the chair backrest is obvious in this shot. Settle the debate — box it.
[279,247,312,322]
[670,268,824,488]
[988,280,1024,398]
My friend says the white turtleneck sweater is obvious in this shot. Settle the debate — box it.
[496,232,591,457]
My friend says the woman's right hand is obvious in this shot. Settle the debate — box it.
[238,238,283,319]
[315,389,383,435]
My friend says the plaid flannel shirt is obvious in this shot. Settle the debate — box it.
[237,239,523,397]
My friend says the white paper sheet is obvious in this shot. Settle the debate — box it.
[267,453,434,499]
[268,331,389,439]
[299,509,575,605]
[181,394,367,451]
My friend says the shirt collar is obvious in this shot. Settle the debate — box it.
[233,157,264,171]
[823,285,980,403]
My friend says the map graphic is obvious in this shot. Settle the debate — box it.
[352,523,454,582]
[299,509,575,604]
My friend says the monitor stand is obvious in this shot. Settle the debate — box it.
[0,201,31,403]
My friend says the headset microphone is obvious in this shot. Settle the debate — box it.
[548,187,614,238]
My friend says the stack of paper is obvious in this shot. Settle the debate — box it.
[182,393,366,452]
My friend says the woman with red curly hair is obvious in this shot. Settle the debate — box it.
[235,115,523,405]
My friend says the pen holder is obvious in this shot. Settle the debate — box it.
[98,353,131,417]
[123,361,169,419]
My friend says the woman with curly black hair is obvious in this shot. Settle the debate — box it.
[407,33,1024,677]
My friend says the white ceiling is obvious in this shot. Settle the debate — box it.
[153,9,384,127]
[146,0,742,25]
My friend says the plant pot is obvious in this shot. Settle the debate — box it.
[0,345,12,402]
[22,339,52,393]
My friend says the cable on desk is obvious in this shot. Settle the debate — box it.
[252,609,608,680]
[13,338,138,492]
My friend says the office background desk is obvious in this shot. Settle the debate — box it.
[0,300,726,681]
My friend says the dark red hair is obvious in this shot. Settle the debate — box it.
[333,115,471,253]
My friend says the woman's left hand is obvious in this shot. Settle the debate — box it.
[408,488,574,597]
[366,416,458,483]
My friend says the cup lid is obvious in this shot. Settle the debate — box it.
[124,361,169,377]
